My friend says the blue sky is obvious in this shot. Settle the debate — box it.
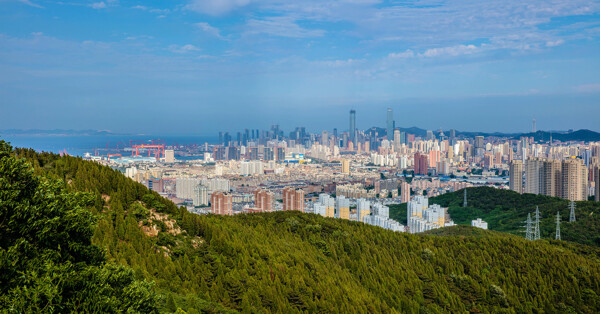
[0,0,599,135]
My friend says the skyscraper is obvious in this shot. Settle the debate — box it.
[509,160,524,194]
[386,108,393,140]
[349,109,356,144]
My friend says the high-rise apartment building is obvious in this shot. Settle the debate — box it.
[263,147,274,161]
[543,159,562,197]
[254,188,274,212]
[562,158,587,201]
[414,152,429,176]
[525,158,544,194]
[357,199,371,223]
[509,160,523,193]
[341,159,350,174]
[164,149,175,163]
[276,147,285,162]
[524,157,587,201]
[314,194,335,217]
[400,181,411,203]
[283,187,305,211]
[193,185,209,206]
[211,191,232,215]
[336,195,350,220]
[595,166,600,202]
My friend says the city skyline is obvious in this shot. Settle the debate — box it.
[1,1,599,134]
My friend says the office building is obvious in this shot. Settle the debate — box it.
[386,108,393,140]
[349,109,356,144]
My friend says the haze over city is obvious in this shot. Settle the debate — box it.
[1,0,600,134]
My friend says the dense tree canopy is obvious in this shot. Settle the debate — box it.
[0,140,159,312]
[4,142,600,313]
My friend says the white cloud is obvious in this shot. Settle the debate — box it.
[90,2,107,9]
[313,58,364,67]
[421,45,478,57]
[245,17,325,38]
[575,83,600,93]
[388,50,414,58]
[186,0,252,15]
[168,44,202,53]
[195,22,222,38]
[546,39,565,47]
[17,0,43,8]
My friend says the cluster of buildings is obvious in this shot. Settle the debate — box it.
[407,196,456,233]
[311,194,403,232]
[510,156,599,201]
[88,108,599,235]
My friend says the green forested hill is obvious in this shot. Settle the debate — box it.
[393,187,600,247]
[3,142,600,313]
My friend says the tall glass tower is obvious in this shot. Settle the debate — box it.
[386,108,393,139]
[349,110,356,144]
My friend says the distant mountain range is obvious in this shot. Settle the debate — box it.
[0,129,126,136]
[366,126,600,142]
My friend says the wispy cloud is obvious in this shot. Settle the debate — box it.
[186,0,252,15]
[90,2,107,9]
[421,44,479,58]
[546,39,565,47]
[195,22,223,38]
[575,83,600,93]
[388,50,414,59]
[17,0,43,8]
[245,17,325,38]
[168,44,202,53]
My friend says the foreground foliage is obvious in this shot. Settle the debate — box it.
[6,143,600,312]
[0,141,159,312]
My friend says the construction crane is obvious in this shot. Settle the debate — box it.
[130,139,165,160]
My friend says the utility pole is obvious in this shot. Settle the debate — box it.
[525,213,533,241]
[569,200,576,222]
[555,211,561,240]
[534,206,541,240]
